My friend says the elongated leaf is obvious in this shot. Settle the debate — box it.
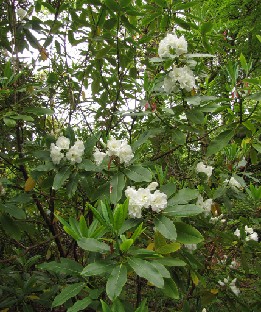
[156,257,186,267]
[162,278,179,299]
[168,188,199,205]
[128,258,164,288]
[175,222,203,244]
[110,173,125,205]
[81,261,114,276]
[37,258,83,276]
[77,238,110,253]
[78,160,98,171]
[113,202,128,231]
[106,264,127,300]
[52,282,85,308]
[207,130,234,156]
[156,243,181,255]
[154,215,177,241]
[163,204,203,217]
[67,297,92,312]
[52,167,71,190]
[150,262,170,278]
[124,165,152,182]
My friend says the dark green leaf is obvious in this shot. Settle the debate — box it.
[52,167,71,190]
[77,238,110,252]
[106,264,127,300]
[154,215,177,241]
[52,283,85,308]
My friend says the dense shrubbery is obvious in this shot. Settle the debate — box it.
[0,0,260,311]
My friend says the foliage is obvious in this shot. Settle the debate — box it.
[0,0,260,311]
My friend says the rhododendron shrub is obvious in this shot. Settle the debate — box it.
[1,1,260,311]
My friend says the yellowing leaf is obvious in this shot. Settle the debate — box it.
[147,242,155,251]
[26,295,40,300]
[1,308,10,312]
[191,272,199,286]
[24,176,36,192]
[211,289,219,294]
[39,46,49,60]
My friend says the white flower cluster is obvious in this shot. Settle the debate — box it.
[125,182,167,218]
[17,8,27,20]
[164,65,195,93]
[210,213,226,223]
[224,177,243,189]
[50,136,85,165]
[196,162,213,179]
[196,195,213,216]
[218,277,240,296]
[93,136,134,166]
[158,33,187,58]
[234,225,258,242]
[184,243,198,253]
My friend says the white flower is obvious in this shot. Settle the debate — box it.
[150,190,168,212]
[125,184,167,218]
[164,66,195,94]
[229,260,237,269]
[185,244,197,252]
[202,309,207,312]
[66,141,85,164]
[230,285,240,296]
[175,35,188,56]
[93,147,106,165]
[56,136,70,150]
[128,204,143,218]
[107,136,122,157]
[158,33,187,58]
[147,182,159,191]
[74,140,85,152]
[225,177,242,189]
[119,143,134,164]
[136,188,152,208]
[237,157,247,168]
[17,8,27,20]
[50,143,63,165]
[234,228,240,237]
[196,162,213,178]
[246,231,258,241]
[245,225,254,234]
[163,76,178,93]
[196,195,213,216]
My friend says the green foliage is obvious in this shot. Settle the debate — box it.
[0,0,260,311]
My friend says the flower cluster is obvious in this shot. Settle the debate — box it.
[93,136,134,166]
[125,182,167,218]
[218,277,240,296]
[164,65,195,93]
[196,195,213,216]
[50,136,85,165]
[234,225,258,241]
[158,33,187,58]
[196,162,213,179]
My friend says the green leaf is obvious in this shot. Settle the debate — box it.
[37,258,83,276]
[201,21,213,35]
[77,238,110,253]
[154,215,177,241]
[163,204,204,217]
[162,278,179,299]
[81,261,114,276]
[172,129,186,145]
[120,238,133,252]
[150,261,170,278]
[175,222,203,244]
[156,242,181,255]
[52,282,85,308]
[52,167,71,190]
[239,53,248,72]
[128,258,164,288]
[253,143,261,153]
[113,200,128,231]
[78,159,98,171]
[186,109,204,124]
[124,165,152,182]
[106,264,127,300]
[110,173,125,205]
[101,300,112,312]
[67,297,92,312]
[207,130,235,156]
[0,214,21,240]
[79,215,89,238]
[104,0,120,11]
[156,257,186,267]
[168,188,199,205]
